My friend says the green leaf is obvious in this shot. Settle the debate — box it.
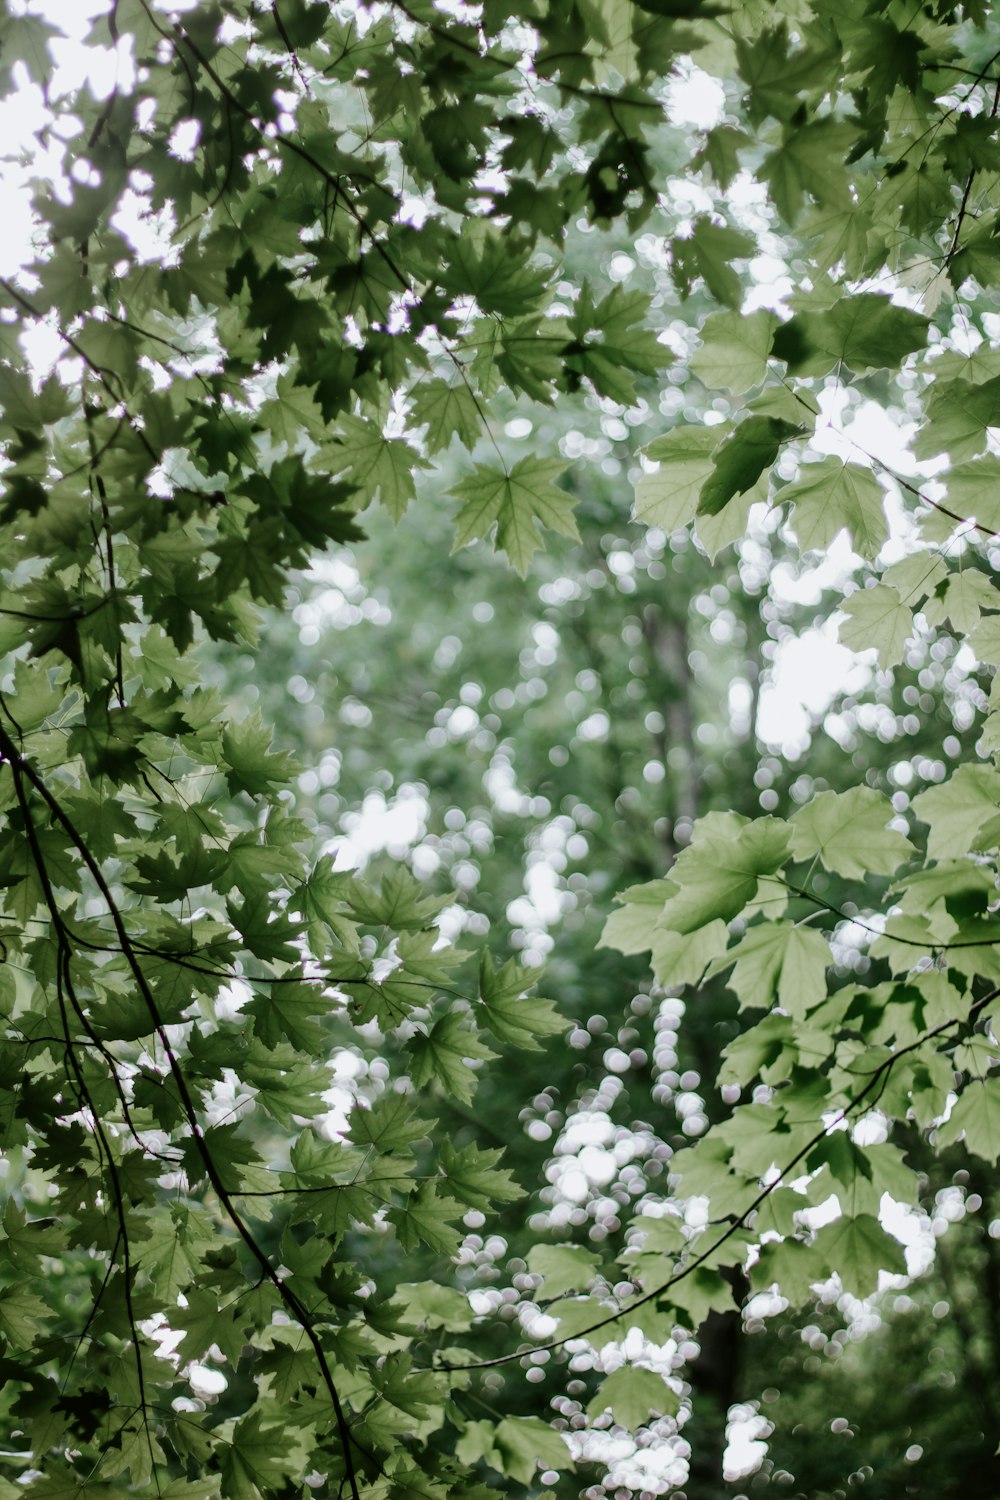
[691,124,749,189]
[937,1080,1000,1163]
[712,920,830,1015]
[812,1214,906,1298]
[970,613,1000,666]
[736,23,838,124]
[783,459,887,560]
[437,222,552,316]
[772,294,929,375]
[790,787,914,879]
[348,1093,429,1155]
[567,284,671,402]
[912,765,1000,859]
[940,455,1000,530]
[698,417,803,517]
[0,1282,48,1347]
[439,1138,523,1209]
[760,119,854,223]
[391,1282,472,1332]
[389,1180,465,1255]
[409,1012,498,1103]
[0,11,57,83]
[330,413,429,519]
[924,570,1000,634]
[221,716,300,796]
[634,427,719,532]
[689,309,776,396]
[478,951,566,1048]
[839,584,911,668]
[586,1366,679,1427]
[175,1287,247,1367]
[493,1418,573,1485]
[347,867,451,929]
[751,1237,824,1305]
[599,878,676,953]
[527,1243,603,1299]
[671,217,756,309]
[410,379,482,453]
[450,456,579,575]
[659,818,791,934]
[648,920,730,987]
[221,1411,293,1500]
[0,1203,66,1270]
[259,372,328,445]
[916,376,1000,462]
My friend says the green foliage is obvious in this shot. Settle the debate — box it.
[4,0,1000,1495]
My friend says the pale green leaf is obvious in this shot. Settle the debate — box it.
[839,584,911,667]
[921,570,1000,633]
[494,1418,573,1484]
[634,427,718,532]
[410,379,481,454]
[528,1243,603,1299]
[599,878,676,954]
[689,309,776,395]
[790,786,914,879]
[783,459,887,560]
[772,294,929,375]
[912,765,1000,859]
[586,1367,679,1428]
[649,919,730,988]
[659,819,791,934]
[712,920,830,1015]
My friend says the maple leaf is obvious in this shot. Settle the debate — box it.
[566,282,671,402]
[389,1180,465,1255]
[410,378,482,453]
[812,1214,906,1298]
[938,1081,1000,1164]
[712,920,830,1015]
[493,1418,573,1485]
[478,951,566,1048]
[659,818,792,933]
[634,427,719,531]
[783,458,887,560]
[450,456,579,575]
[912,764,1000,859]
[790,786,914,879]
[328,412,430,519]
[526,1242,601,1299]
[221,716,301,796]
[438,1137,522,1209]
[671,216,756,309]
[698,416,803,516]
[408,1012,498,1104]
[690,309,775,396]
[839,583,911,667]
[587,1367,679,1427]
[691,124,749,188]
[772,294,929,375]
[761,118,855,222]
[0,1283,48,1347]
[221,1411,295,1500]
[436,221,553,316]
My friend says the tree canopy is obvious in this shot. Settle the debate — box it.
[3,0,1000,1496]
